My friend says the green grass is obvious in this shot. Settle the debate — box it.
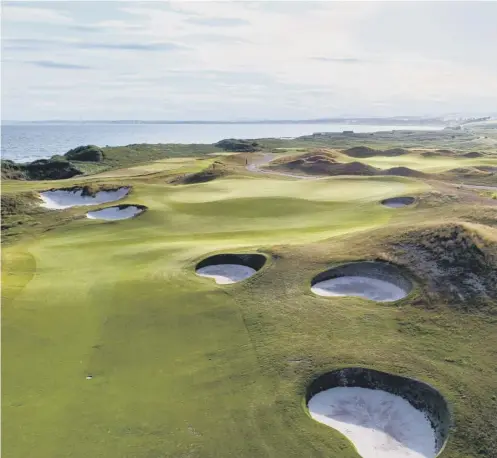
[338,153,497,173]
[2,159,497,458]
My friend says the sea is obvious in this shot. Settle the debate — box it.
[1,122,443,163]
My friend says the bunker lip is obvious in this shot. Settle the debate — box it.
[311,261,412,302]
[38,186,130,209]
[381,196,416,208]
[86,204,147,221]
[306,367,451,458]
[195,253,267,284]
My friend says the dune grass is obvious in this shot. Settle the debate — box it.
[2,163,497,458]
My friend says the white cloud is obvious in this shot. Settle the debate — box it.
[2,4,73,24]
[2,1,497,120]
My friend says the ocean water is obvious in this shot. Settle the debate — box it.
[1,123,442,163]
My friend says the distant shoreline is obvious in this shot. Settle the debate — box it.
[3,118,450,126]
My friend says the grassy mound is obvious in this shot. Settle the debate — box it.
[215,138,261,152]
[442,167,492,178]
[383,167,426,178]
[65,145,104,162]
[170,162,228,184]
[421,149,456,158]
[463,151,483,158]
[1,192,39,218]
[1,158,83,180]
[392,222,497,311]
[272,155,378,176]
[270,153,426,178]
[343,146,409,158]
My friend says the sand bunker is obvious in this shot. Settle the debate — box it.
[86,205,146,221]
[382,197,415,208]
[306,368,450,458]
[311,262,412,302]
[39,187,130,209]
[195,253,266,284]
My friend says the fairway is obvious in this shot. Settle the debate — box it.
[2,162,497,458]
[339,154,497,173]
[3,1,497,456]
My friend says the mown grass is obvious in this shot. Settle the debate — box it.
[2,158,497,458]
[338,153,497,173]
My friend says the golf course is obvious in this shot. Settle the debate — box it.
[2,131,497,458]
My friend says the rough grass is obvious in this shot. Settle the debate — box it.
[2,156,497,458]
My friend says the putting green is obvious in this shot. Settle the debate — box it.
[2,170,496,458]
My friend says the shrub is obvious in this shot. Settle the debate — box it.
[64,145,104,162]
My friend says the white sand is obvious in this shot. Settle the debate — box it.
[196,264,256,284]
[308,387,436,458]
[311,276,408,302]
[86,206,144,220]
[383,201,410,208]
[39,187,130,209]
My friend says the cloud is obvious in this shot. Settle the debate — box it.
[2,37,187,53]
[2,1,497,120]
[185,17,250,27]
[76,42,187,52]
[180,33,250,45]
[2,4,73,24]
[311,57,364,64]
[25,60,93,70]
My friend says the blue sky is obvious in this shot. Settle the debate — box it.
[2,1,497,120]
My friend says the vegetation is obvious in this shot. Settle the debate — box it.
[215,138,261,152]
[65,145,104,162]
[1,158,83,180]
[2,134,497,458]
[343,146,409,158]
[170,161,229,184]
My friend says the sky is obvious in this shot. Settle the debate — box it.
[2,0,497,121]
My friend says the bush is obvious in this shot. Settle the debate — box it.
[215,139,260,152]
[64,145,104,162]
[25,159,83,180]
